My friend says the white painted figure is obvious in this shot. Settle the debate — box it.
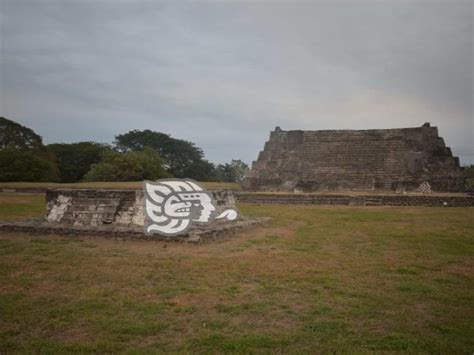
[144,179,238,236]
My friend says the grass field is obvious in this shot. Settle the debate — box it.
[0,193,473,353]
[0,193,45,220]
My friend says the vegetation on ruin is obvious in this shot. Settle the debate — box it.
[0,193,472,353]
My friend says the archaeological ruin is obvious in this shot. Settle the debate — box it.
[0,188,266,243]
[244,123,465,193]
[44,189,238,228]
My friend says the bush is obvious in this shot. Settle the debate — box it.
[83,148,170,181]
[0,149,59,182]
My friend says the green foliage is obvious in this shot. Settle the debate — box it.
[182,158,217,182]
[115,129,170,152]
[0,117,248,183]
[48,142,111,183]
[0,181,240,190]
[114,129,216,180]
[215,159,249,182]
[83,148,170,182]
[0,117,43,150]
[0,117,59,182]
[0,149,59,182]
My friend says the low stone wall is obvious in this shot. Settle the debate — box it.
[46,189,238,227]
[237,193,474,207]
[0,188,264,243]
[1,188,48,193]
[0,217,268,244]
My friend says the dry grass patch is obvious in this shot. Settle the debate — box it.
[0,193,45,220]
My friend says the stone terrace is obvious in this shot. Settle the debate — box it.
[244,123,465,192]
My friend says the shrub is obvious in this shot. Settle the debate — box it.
[83,148,170,181]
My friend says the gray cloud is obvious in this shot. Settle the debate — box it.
[1,0,473,164]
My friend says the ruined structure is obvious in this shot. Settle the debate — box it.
[0,188,268,243]
[45,189,237,228]
[244,123,465,192]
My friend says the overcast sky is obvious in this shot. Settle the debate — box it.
[1,0,473,165]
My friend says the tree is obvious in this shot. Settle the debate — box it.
[185,159,218,182]
[229,159,249,182]
[0,117,43,150]
[0,149,59,182]
[114,129,215,180]
[0,117,59,182]
[48,142,111,183]
[115,129,171,152]
[216,160,249,183]
[83,148,170,182]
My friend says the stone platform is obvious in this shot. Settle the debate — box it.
[0,217,267,243]
[245,124,465,192]
[237,192,474,207]
[45,188,238,227]
[0,188,267,243]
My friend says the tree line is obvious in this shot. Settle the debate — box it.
[0,117,249,183]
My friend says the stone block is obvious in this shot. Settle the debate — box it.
[45,189,240,230]
[244,124,465,192]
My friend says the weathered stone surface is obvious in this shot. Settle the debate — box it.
[0,188,266,242]
[45,188,239,228]
[0,217,269,243]
[244,123,465,192]
[238,192,474,207]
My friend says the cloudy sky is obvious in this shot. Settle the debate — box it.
[1,0,473,164]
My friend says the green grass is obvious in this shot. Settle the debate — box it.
[0,181,240,190]
[0,193,473,353]
[0,193,45,220]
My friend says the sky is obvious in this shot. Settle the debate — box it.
[1,0,473,165]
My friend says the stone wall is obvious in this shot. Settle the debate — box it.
[244,123,465,192]
[0,217,267,244]
[46,189,238,228]
[238,193,474,207]
[0,189,266,243]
